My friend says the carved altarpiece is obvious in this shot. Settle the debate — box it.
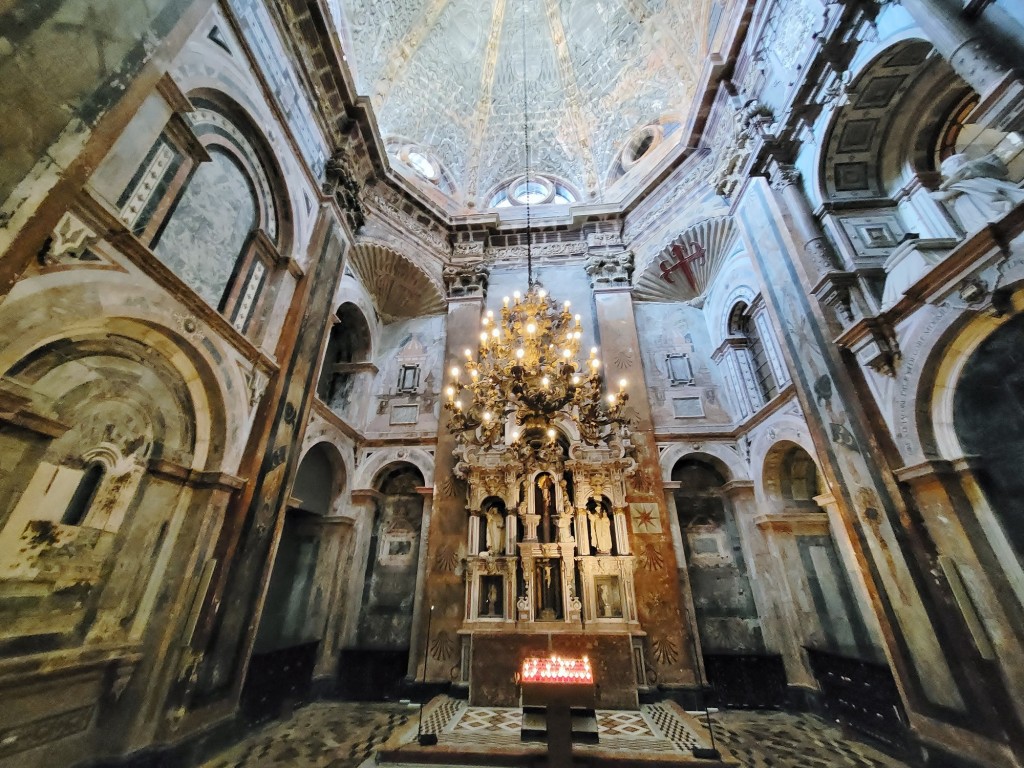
[455,434,642,634]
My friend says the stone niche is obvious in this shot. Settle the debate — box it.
[468,632,639,709]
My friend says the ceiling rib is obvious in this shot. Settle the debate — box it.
[542,0,599,196]
[464,0,511,201]
[615,0,700,82]
[372,0,454,104]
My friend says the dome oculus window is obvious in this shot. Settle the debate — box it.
[395,145,440,182]
[488,176,577,209]
[621,124,664,170]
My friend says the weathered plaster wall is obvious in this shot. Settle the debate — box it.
[634,301,734,428]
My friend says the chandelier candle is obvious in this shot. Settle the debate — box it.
[444,284,629,448]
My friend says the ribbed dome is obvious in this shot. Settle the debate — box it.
[330,0,712,211]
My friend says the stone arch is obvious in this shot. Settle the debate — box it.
[0,274,246,469]
[760,440,825,514]
[318,301,375,414]
[0,317,229,473]
[750,417,819,510]
[293,440,348,516]
[893,279,1024,465]
[353,447,435,491]
[659,443,747,483]
[183,88,295,252]
[716,280,757,346]
[950,313,1024,544]
[817,38,975,204]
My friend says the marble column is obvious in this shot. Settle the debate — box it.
[722,481,789,664]
[900,0,1023,132]
[754,513,827,691]
[894,459,1024,729]
[662,486,705,683]
[813,492,886,653]
[341,489,381,649]
[311,516,355,683]
[407,486,435,681]
[592,284,697,689]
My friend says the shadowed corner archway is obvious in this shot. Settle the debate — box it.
[338,462,427,701]
[670,457,780,709]
[243,442,347,722]
[953,312,1024,560]
[317,302,373,422]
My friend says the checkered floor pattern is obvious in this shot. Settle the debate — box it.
[199,701,916,768]
[428,699,708,754]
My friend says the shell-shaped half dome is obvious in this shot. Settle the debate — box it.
[634,217,741,303]
[347,242,447,320]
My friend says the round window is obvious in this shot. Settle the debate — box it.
[405,150,438,181]
[512,180,551,204]
[622,124,663,170]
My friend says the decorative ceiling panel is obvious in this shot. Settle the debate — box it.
[333,0,710,210]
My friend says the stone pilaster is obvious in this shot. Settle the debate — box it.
[592,285,697,688]
[311,516,356,682]
[407,486,435,681]
[416,295,484,683]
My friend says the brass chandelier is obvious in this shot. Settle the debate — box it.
[442,0,629,450]
[443,286,629,448]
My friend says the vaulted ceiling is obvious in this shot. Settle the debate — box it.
[330,0,716,212]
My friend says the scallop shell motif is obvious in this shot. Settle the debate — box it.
[347,242,447,320]
[633,217,740,303]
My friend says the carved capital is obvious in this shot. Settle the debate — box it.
[769,162,802,191]
[323,148,364,229]
[443,261,489,298]
[584,250,634,289]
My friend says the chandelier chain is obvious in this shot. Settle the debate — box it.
[522,0,533,287]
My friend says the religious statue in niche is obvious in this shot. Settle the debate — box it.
[595,576,623,618]
[536,558,563,621]
[483,501,506,556]
[536,473,556,543]
[480,575,503,617]
[588,501,614,554]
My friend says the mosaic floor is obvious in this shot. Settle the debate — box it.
[419,698,707,756]
[708,710,911,768]
[201,700,915,768]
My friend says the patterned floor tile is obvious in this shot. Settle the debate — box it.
[708,710,912,768]
[199,700,916,768]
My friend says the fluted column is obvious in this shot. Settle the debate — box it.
[900,0,1017,97]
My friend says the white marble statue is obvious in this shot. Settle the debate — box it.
[933,152,1024,233]
[589,507,613,554]
[484,506,505,555]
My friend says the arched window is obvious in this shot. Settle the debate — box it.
[61,463,105,526]
[317,302,373,415]
[729,301,778,403]
[116,94,291,340]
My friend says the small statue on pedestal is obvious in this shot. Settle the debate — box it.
[484,505,505,556]
[589,506,613,554]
